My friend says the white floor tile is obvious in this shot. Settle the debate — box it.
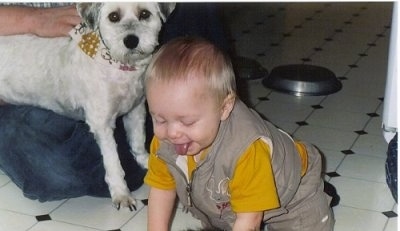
[306,108,370,132]
[333,205,389,231]
[384,217,398,231]
[365,116,386,136]
[352,133,389,158]
[256,100,314,125]
[294,125,358,151]
[321,93,382,114]
[362,44,391,69]
[234,38,266,59]
[132,183,150,200]
[0,210,37,231]
[320,148,346,173]
[29,220,101,231]
[260,50,305,68]
[337,154,386,182]
[268,120,299,135]
[340,78,386,99]
[340,68,387,99]
[51,196,144,230]
[0,182,65,216]
[120,206,147,231]
[0,173,10,187]
[122,205,203,231]
[330,177,395,212]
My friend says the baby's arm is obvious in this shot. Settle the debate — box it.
[0,5,80,37]
[147,187,177,231]
[233,212,264,231]
[229,140,279,230]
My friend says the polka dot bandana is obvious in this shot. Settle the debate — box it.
[69,23,136,71]
[78,31,100,58]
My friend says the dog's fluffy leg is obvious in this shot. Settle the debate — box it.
[123,98,148,169]
[87,116,135,209]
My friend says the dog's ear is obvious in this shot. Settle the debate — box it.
[157,3,176,22]
[76,3,103,30]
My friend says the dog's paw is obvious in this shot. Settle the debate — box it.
[109,182,137,211]
[135,153,149,169]
[111,191,137,211]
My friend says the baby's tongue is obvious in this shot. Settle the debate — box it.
[174,143,189,155]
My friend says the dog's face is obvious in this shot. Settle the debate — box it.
[77,2,175,64]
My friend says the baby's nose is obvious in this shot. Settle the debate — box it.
[167,124,182,139]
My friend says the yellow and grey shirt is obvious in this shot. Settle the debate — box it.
[145,136,309,213]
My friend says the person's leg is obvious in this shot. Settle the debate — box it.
[159,3,229,52]
[0,105,145,201]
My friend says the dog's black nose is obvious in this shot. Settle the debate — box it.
[123,35,139,49]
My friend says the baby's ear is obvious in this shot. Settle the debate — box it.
[220,94,235,121]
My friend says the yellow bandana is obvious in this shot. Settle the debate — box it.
[78,31,100,58]
[69,23,136,71]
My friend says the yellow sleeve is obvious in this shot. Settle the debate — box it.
[229,139,280,213]
[144,137,176,190]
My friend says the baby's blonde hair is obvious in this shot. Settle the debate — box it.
[145,36,236,105]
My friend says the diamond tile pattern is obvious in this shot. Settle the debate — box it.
[0,2,396,231]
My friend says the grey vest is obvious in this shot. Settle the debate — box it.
[156,100,302,230]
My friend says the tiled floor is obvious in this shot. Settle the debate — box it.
[0,2,397,231]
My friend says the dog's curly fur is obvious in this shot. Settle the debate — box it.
[0,2,175,210]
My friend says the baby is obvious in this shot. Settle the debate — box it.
[144,36,334,231]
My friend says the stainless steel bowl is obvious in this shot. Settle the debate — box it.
[262,64,342,96]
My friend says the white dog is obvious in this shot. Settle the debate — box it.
[0,2,175,210]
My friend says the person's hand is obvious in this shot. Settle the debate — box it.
[0,5,81,37]
[30,5,81,37]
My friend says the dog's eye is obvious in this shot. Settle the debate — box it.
[139,10,151,20]
[108,12,121,23]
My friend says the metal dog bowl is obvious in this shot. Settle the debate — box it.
[262,64,342,96]
[232,56,268,80]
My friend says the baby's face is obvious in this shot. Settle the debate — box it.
[147,77,230,156]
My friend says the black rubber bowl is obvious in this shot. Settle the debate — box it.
[262,64,342,96]
[233,56,268,80]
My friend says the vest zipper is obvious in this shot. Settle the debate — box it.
[186,181,192,207]
[186,166,198,207]
[158,155,215,228]
[158,155,197,207]
[188,166,220,229]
